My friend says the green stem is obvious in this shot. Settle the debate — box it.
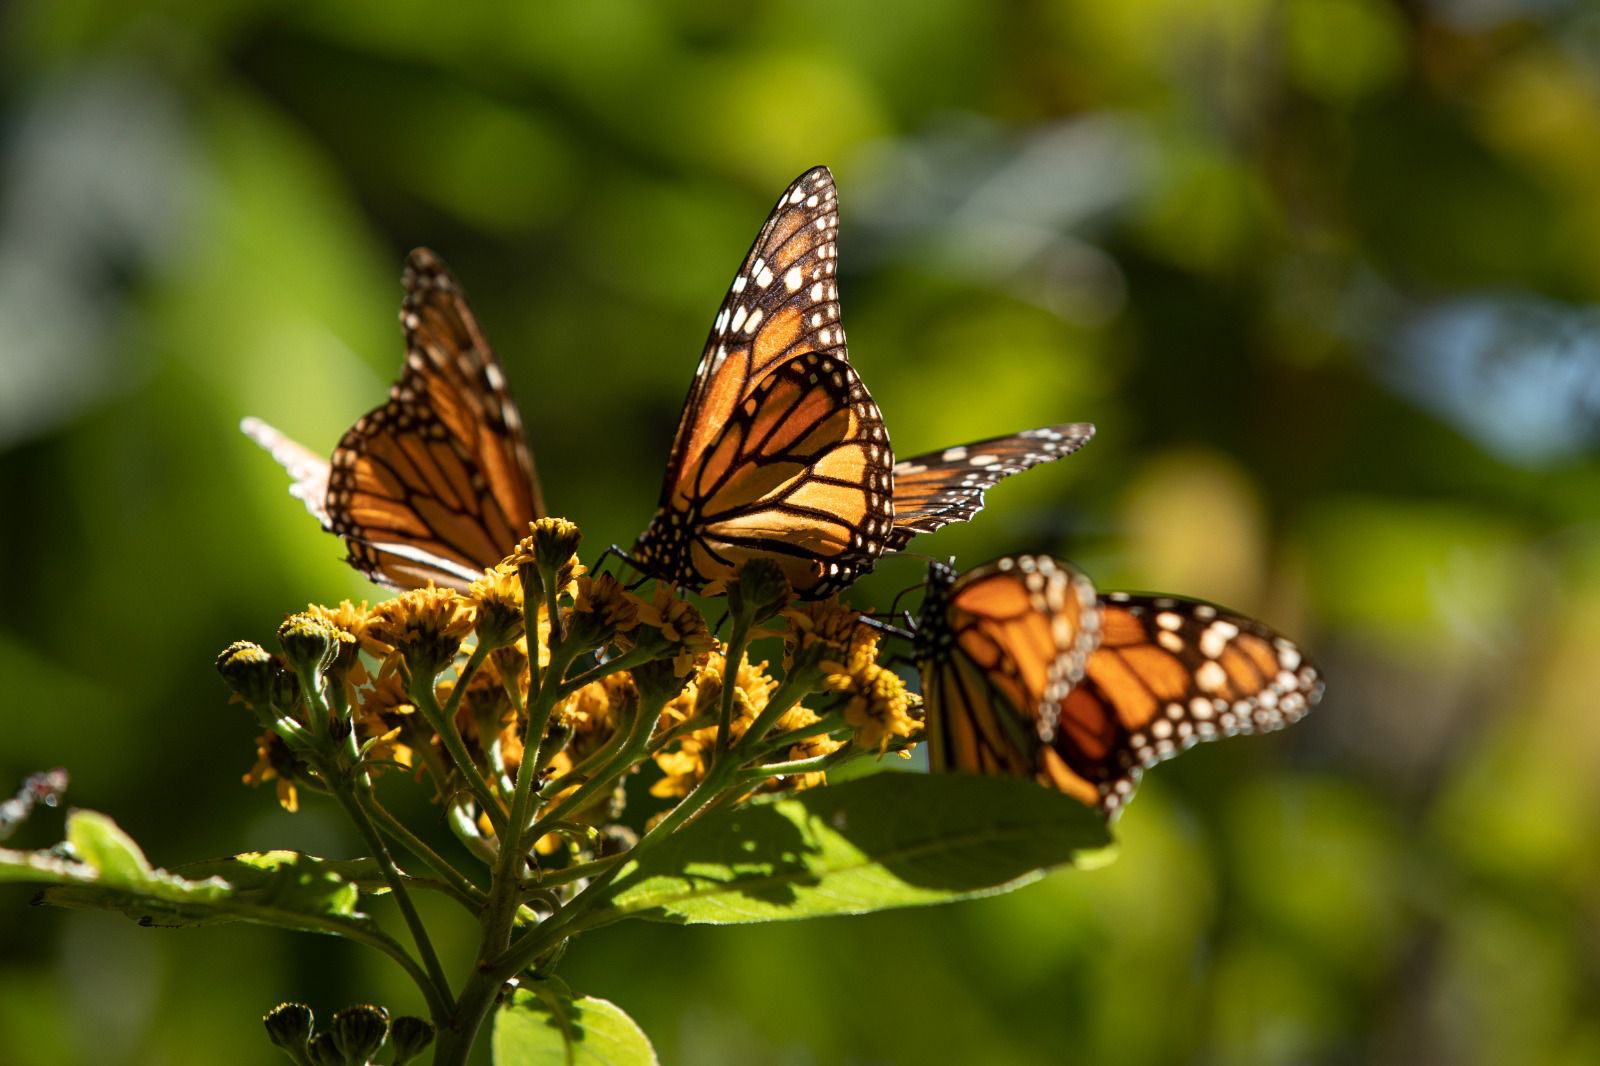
[526,694,654,842]
[743,710,848,761]
[436,619,568,1066]
[357,789,484,910]
[441,643,490,721]
[555,644,655,698]
[713,626,752,761]
[409,675,508,836]
[323,764,452,1015]
[525,853,622,890]
[490,735,737,980]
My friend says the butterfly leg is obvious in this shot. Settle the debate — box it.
[594,544,654,589]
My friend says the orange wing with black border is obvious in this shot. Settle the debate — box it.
[244,248,543,590]
[889,424,1095,550]
[916,556,1325,818]
[632,167,893,597]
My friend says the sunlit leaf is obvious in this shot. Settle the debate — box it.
[594,771,1112,925]
[7,812,378,935]
[493,983,657,1066]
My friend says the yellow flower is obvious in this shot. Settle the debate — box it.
[465,564,524,650]
[626,584,714,675]
[838,664,921,755]
[783,598,863,675]
[649,651,783,798]
[783,601,917,754]
[243,729,306,812]
[366,587,476,675]
[304,600,373,689]
[506,518,585,604]
[352,662,417,772]
[566,573,639,648]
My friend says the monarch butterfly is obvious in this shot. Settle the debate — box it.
[243,248,543,590]
[631,166,1094,597]
[915,555,1324,817]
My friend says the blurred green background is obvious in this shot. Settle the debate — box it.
[3,1,1599,1063]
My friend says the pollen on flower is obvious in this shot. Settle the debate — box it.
[366,587,477,674]
[626,584,714,675]
[649,650,793,798]
[304,600,372,687]
[567,573,639,647]
[840,665,920,754]
[466,564,524,649]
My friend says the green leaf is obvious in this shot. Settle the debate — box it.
[2,811,379,936]
[493,984,657,1066]
[595,771,1113,925]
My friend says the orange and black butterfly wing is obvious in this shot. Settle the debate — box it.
[325,248,544,589]
[916,556,1103,806]
[888,423,1096,550]
[634,166,892,596]
[1051,593,1325,816]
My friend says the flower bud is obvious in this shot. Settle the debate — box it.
[278,614,344,676]
[729,559,792,625]
[632,658,692,707]
[389,1016,435,1064]
[217,641,276,707]
[531,517,582,569]
[331,1003,389,1064]
[270,665,303,716]
[306,1032,344,1066]
[262,1001,314,1060]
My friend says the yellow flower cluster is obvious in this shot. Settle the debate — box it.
[787,602,921,754]
[229,520,916,832]
[650,649,841,798]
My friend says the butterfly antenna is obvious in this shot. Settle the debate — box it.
[885,576,930,620]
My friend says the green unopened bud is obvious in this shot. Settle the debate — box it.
[270,665,303,716]
[632,657,692,707]
[262,1002,314,1062]
[278,614,344,676]
[331,1003,389,1064]
[730,559,792,625]
[218,641,276,706]
[389,1016,435,1064]
[306,1032,344,1066]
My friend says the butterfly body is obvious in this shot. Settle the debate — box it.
[917,556,1324,817]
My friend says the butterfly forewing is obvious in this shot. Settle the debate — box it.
[634,166,893,596]
[248,247,544,591]
[918,557,1102,803]
[888,423,1096,550]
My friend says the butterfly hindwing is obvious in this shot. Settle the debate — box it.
[917,555,1324,818]
[634,166,893,596]
[246,248,544,590]
[889,423,1096,550]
